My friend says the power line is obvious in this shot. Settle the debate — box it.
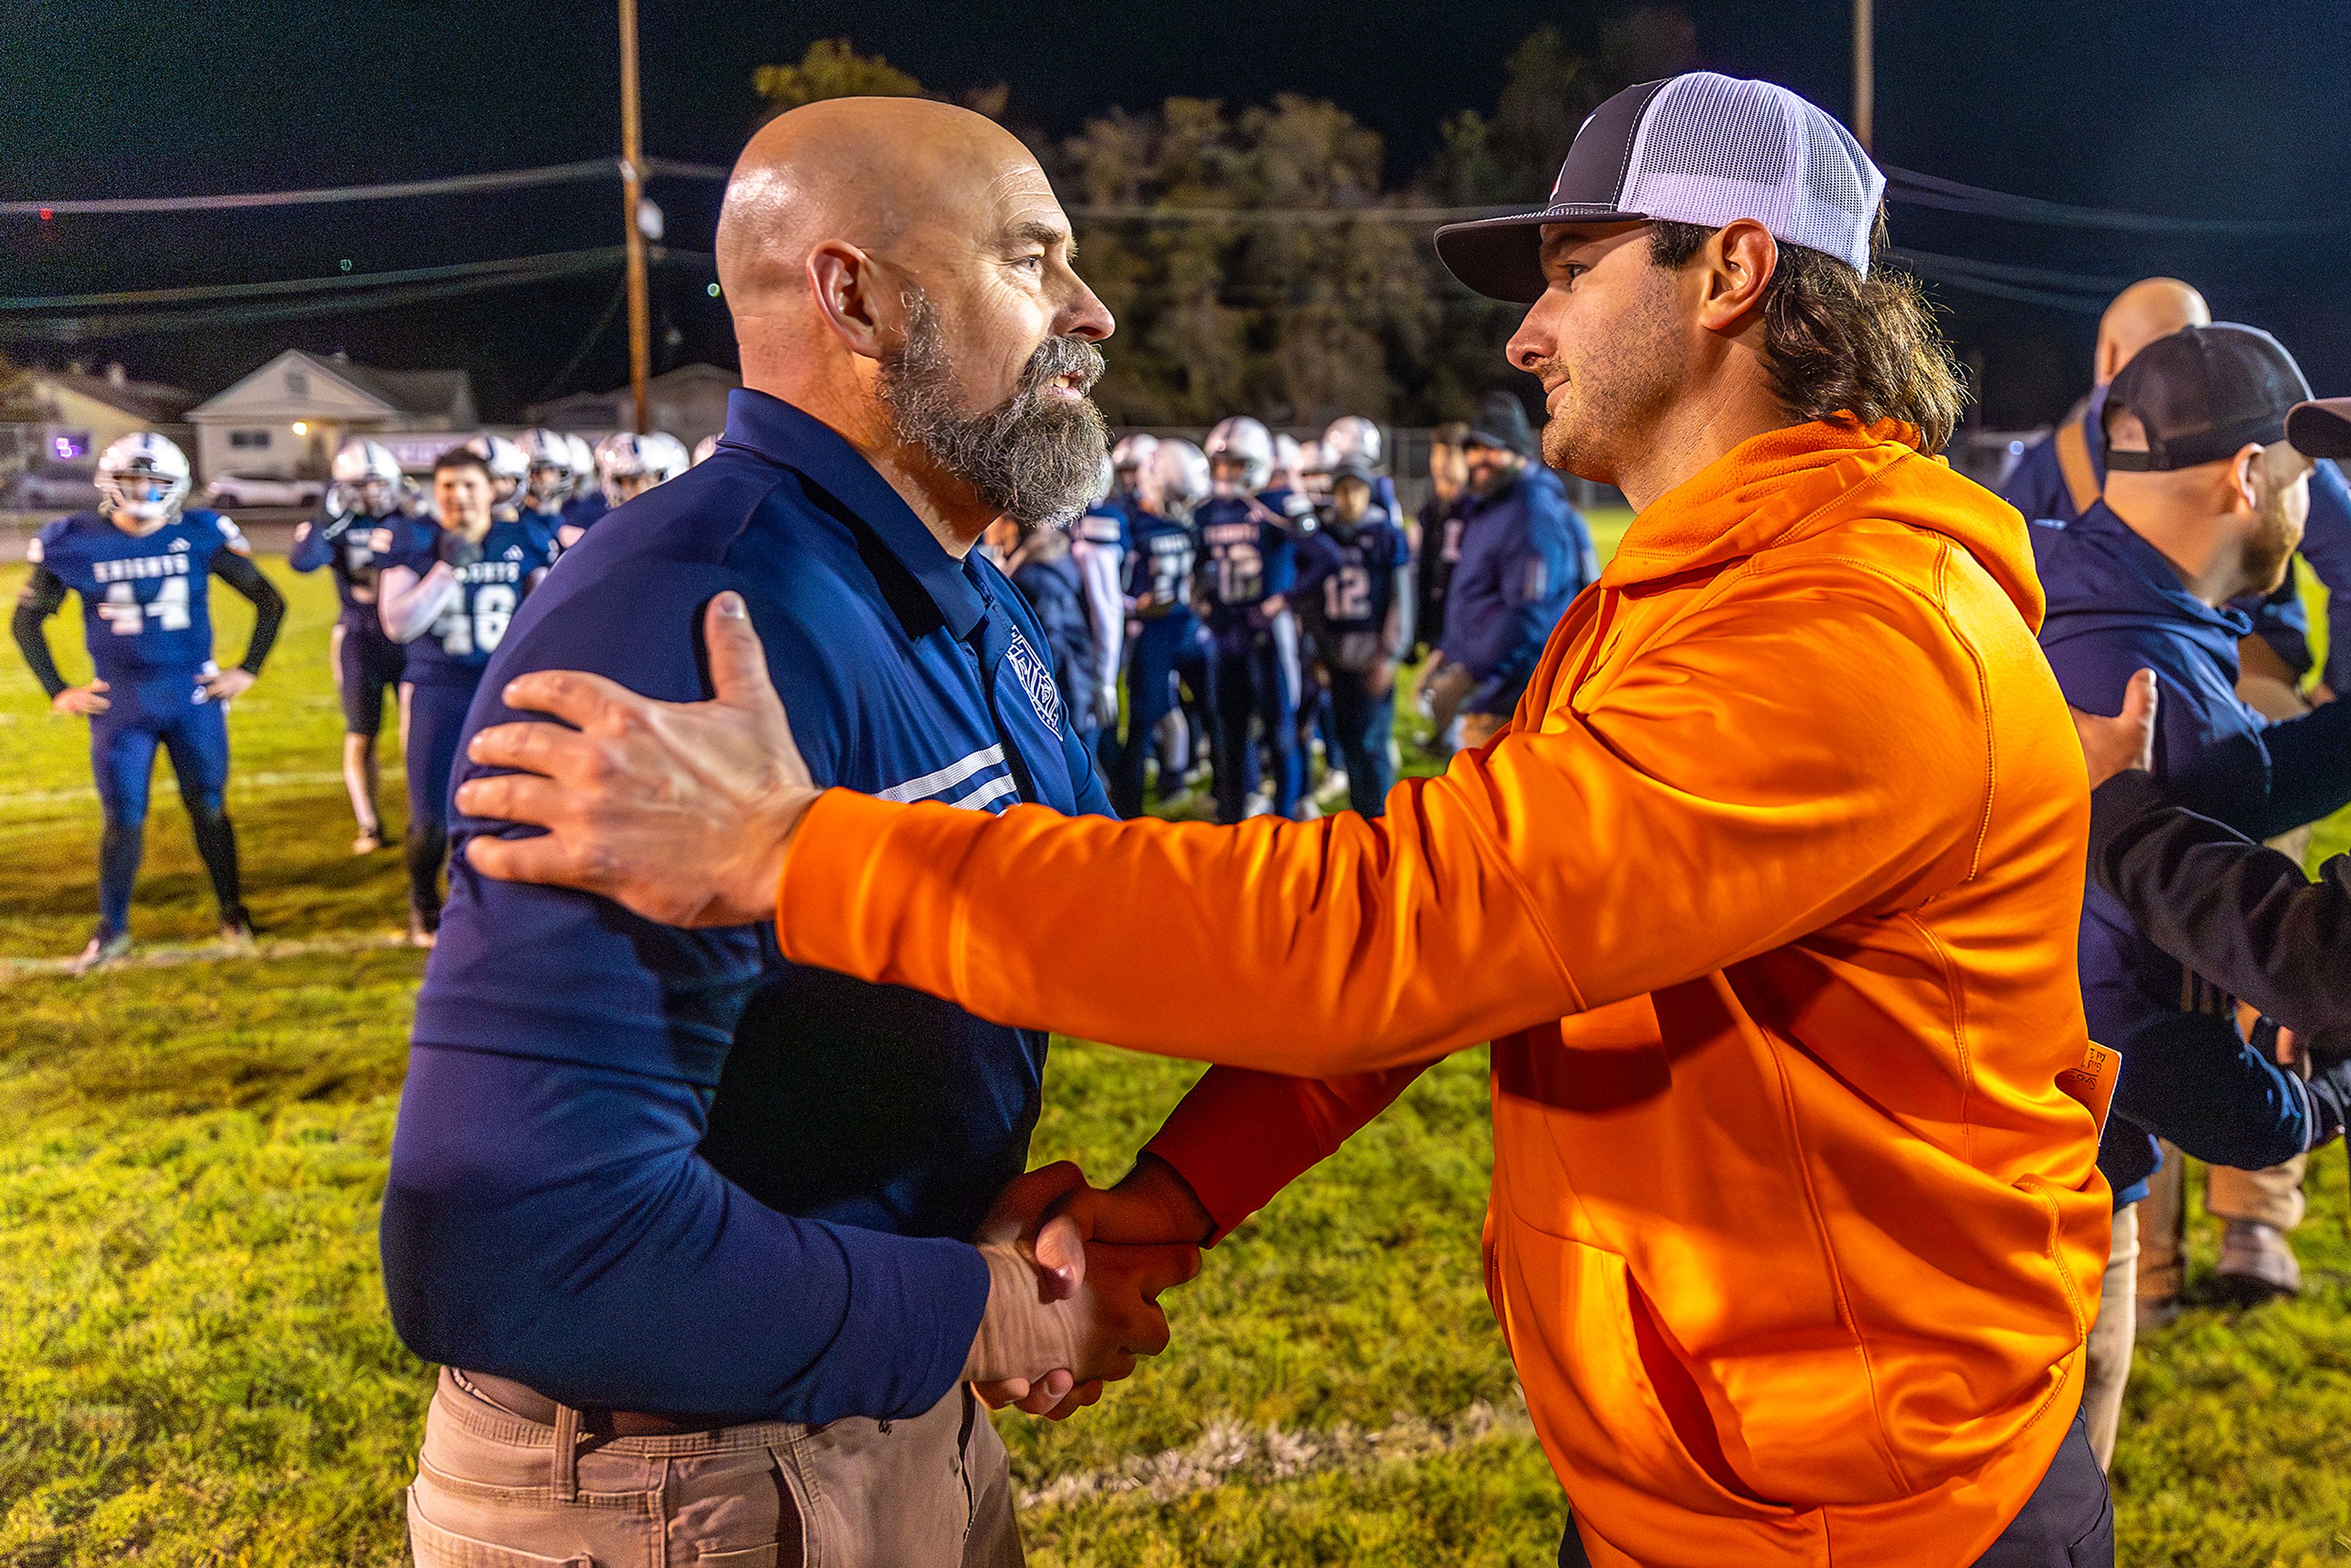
[0,248,630,310]
[1883,165,2338,236]
[0,160,620,217]
[0,249,713,339]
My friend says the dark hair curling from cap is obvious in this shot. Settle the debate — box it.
[1648,209,1966,455]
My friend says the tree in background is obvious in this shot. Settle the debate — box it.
[743,15,1695,426]
[751,38,1008,126]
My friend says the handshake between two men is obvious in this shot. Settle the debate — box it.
[963,1153,1212,1419]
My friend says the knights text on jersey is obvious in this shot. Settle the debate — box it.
[29,509,247,685]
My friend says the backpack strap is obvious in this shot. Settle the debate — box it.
[2055,416,2101,516]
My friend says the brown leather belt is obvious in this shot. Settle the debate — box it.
[455,1368,734,1438]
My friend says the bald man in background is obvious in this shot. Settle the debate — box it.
[2004,281,2351,1322]
[380,99,1194,1567]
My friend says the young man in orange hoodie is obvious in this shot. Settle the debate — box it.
[458,73,2116,1568]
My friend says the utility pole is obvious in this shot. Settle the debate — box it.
[1852,0,1875,152]
[618,0,651,434]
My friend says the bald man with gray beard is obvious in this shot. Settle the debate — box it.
[381,99,1196,1568]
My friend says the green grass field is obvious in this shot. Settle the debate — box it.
[2,531,2349,1566]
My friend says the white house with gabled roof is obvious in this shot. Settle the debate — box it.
[187,350,478,482]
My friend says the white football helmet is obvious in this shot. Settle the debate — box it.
[1141,438,1211,522]
[329,438,402,516]
[96,432,191,525]
[643,432,691,481]
[516,428,579,506]
[1292,438,1332,500]
[1091,452,1116,508]
[1110,432,1160,482]
[1321,415,1384,469]
[594,432,664,503]
[463,433,530,504]
[1270,432,1303,491]
[692,434,721,466]
[1204,416,1274,495]
[564,433,601,497]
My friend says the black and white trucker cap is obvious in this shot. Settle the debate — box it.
[1435,72,1886,305]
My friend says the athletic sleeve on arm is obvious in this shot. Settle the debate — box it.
[2089,769,2351,1037]
[773,572,1989,1078]
[378,561,458,643]
[12,565,70,699]
[211,547,286,674]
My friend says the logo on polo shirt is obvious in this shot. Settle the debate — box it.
[1003,630,1062,739]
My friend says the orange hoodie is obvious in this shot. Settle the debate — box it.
[773,418,2112,1566]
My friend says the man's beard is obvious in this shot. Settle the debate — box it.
[1534,275,1687,482]
[879,290,1110,530]
[2244,480,2304,596]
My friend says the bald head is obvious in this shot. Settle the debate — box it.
[710,96,1114,548]
[717,98,1058,320]
[2095,278,2210,386]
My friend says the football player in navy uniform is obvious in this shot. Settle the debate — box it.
[463,433,532,523]
[1109,438,1217,817]
[1294,457,1413,818]
[380,446,557,944]
[558,433,606,539]
[1070,454,1128,766]
[1108,432,1158,522]
[12,433,286,973]
[290,438,413,853]
[565,432,671,549]
[1196,415,1312,822]
[515,429,582,532]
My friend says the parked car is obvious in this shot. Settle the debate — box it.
[4,468,102,510]
[203,473,326,508]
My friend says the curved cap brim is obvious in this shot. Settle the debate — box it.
[2287,398,2351,460]
[1434,206,1649,305]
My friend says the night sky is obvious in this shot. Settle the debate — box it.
[5,0,2344,426]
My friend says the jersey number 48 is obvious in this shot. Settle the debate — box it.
[433,584,517,657]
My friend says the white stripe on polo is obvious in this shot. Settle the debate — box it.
[948,774,1020,812]
[875,745,1008,805]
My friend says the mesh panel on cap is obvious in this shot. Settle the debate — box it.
[1619,72,1884,274]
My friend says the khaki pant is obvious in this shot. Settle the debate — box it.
[407,1368,1023,1568]
[2080,1203,2137,1471]
[2136,1141,2306,1303]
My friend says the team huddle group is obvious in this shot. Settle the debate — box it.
[15,422,710,962]
[10,396,1590,958]
[980,398,1590,827]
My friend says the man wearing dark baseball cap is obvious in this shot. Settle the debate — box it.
[448,72,2114,1568]
[2031,325,2351,1471]
[1415,391,1592,751]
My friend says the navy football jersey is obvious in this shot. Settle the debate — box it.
[291,508,414,617]
[1125,509,1201,625]
[29,509,248,684]
[1194,489,1304,625]
[392,517,558,685]
[1296,509,1412,668]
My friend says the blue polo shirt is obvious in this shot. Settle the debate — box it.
[381,389,1112,1425]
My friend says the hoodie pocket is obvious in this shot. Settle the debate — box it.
[1499,1222,1799,1523]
